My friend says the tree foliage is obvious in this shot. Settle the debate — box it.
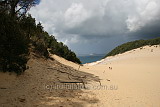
[0,13,29,74]
[21,15,81,64]
[0,0,39,17]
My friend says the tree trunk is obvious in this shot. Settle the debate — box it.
[10,0,19,17]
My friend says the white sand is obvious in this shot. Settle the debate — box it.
[54,45,160,107]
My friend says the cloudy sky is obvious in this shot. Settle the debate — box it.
[29,0,160,55]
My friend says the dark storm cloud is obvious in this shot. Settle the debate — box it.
[128,19,160,39]
[29,0,160,54]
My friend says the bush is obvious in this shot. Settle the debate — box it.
[0,13,29,74]
[33,39,49,58]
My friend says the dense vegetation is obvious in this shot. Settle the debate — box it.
[0,13,30,74]
[105,37,160,58]
[0,0,81,74]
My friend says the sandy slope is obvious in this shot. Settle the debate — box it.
[0,45,160,107]
[53,45,160,107]
[0,54,100,107]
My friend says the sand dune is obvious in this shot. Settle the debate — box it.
[85,45,160,107]
[53,45,160,107]
[0,45,160,107]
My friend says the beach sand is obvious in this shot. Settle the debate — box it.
[0,45,160,107]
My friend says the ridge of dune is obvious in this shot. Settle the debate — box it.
[85,45,160,66]
[50,54,81,70]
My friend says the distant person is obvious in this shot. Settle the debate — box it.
[109,67,112,70]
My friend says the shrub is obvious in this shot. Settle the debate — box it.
[0,13,29,74]
[33,39,49,58]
